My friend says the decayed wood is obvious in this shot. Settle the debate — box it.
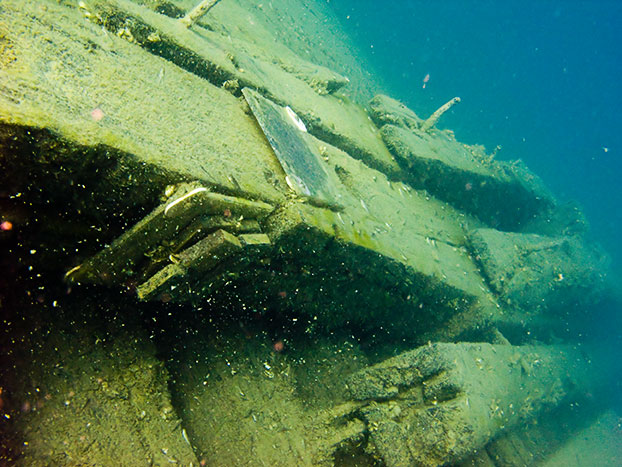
[420,96,461,132]
[179,0,222,28]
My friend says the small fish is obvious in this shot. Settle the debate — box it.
[422,73,430,89]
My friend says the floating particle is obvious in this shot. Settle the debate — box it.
[90,107,105,122]
[273,340,284,352]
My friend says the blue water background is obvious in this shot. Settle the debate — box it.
[329,0,622,277]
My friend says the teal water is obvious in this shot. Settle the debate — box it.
[330,0,622,276]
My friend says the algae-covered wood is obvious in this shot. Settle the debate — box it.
[0,0,287,202]
[80,0,402,176]
[346,342,608,466]
[0,1,616,466]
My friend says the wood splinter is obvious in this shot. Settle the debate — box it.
[179,0,222,28]
[420,97,461,132]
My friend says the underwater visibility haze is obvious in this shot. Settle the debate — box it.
[0,0,621,465]
[331,0,622,273]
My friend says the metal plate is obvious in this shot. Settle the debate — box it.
[242,88,339,207]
